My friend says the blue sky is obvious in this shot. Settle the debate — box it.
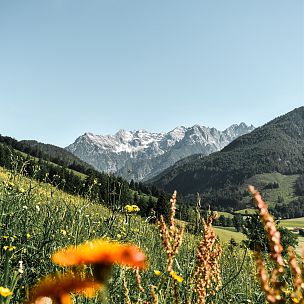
[0,0,303,147]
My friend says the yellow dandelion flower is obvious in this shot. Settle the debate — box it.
[3,246,16,251]
[169,271,183,283]
[131,205,140,212]
[26,233,31,239]
[154,270,161,276]
[124,204,140,213]
[124,205,133,213]
[0,286,13,297]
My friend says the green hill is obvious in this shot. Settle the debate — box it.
[0,136,160,215]
[0,135,95,174]
[149,107,304,210]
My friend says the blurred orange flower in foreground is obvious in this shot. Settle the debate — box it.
[28,275,101,304]
[52,239,147,269]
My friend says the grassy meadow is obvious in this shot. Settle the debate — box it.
[244,173,299,205]
[0,165,303,303]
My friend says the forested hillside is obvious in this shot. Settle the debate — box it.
[0,137,161,215]
[0,135,94,174]
[149,107,304,209]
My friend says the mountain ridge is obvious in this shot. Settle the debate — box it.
[66,122,254,181]
[148,106,304,208]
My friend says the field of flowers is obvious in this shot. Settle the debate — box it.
[0,166,303,303]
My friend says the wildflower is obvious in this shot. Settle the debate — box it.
[131,205,140,212]
[170,271,183,283]
[249,185,304,304]
[3,245,16,251]
[154,270,161,276]
[158,191,185,272]
[189,213,222,304]
[18,260,24,274]
[151,285,158,304]
[28,274,101,304]
[135,267,145,293]
[8,181,14,187]
[19,187,25,194]
[52,239,147,269]
[124,204,140,213]
[0,286,13,297]
[4,181,15,190]
[34,297,52,304]
[27,233,31,239]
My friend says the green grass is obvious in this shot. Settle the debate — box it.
[1,165,302,304]
[217,211,234,218]
[235,208,257,215]
[296,236,304,255]
[13,146,88,179]
[244,172,299,205]
[214,227,246,243]
[280,217,304,228]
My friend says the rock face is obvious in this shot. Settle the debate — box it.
[66,123,254,181]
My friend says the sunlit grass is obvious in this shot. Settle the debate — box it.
[1,165,302,303]
[280,217,304,228]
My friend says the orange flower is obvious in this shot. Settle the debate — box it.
[28,275,101,304]
[52,239,147,269]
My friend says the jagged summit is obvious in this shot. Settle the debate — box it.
[66,123,254,180]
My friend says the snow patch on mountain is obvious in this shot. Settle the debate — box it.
[66,123,254,180]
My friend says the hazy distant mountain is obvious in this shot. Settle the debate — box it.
[66,123,254,181]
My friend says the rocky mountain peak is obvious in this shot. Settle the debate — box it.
[66,123,254,181]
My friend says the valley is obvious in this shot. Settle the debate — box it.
[0,107,303,303]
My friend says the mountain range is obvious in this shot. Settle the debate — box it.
[66,123,255,181]
[148,106,304,208]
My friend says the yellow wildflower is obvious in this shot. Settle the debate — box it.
[169,271,183,283]
[0,286,13,297]
[124,205,133,213]
[124,204,140,213]
[3,246,16,251]
[26,233,31,239]
[154,270,161,276]
[131,205,140,212]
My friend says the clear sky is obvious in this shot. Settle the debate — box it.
[0,0,303,147]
